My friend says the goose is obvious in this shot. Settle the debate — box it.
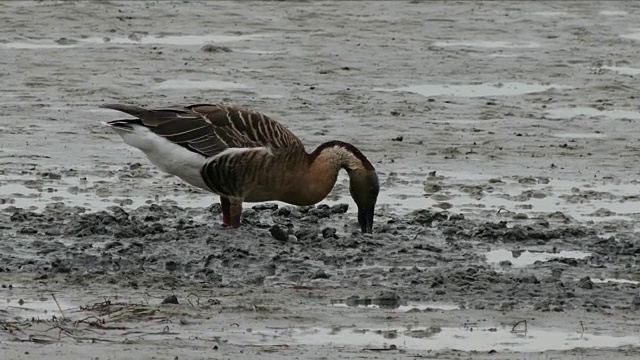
[101,103,380,233]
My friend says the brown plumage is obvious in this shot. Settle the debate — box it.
[101,103,380,233]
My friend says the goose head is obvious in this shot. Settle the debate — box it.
[349,168,380,233]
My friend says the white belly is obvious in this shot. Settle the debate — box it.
[114,125,210,191]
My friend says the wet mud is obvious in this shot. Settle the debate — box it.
[2,1,640,359]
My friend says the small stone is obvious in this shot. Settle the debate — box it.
[321,227,338,239]
[104,241,123,251]
[311,270,330,279]
[448,213,465,221]
[10,212,27,222]
[330,203,349,214]
[161,295,179,304]
[44,228,61,236]
[253,203,278,211]
[577,276,594,289]
[19,227,38,235]
[165,260,178,272]
[295,227,317,241]
[269,225,288,241]
[413,243,443,253]
[512,213,528,220]
[200,44,232,53]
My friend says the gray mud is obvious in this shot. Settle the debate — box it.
[2,1,640,359]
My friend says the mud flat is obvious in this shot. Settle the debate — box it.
[2,1,640,359]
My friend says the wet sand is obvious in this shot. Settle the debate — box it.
[2,1,640,358]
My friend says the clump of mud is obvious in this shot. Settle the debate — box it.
[2,201,637,312]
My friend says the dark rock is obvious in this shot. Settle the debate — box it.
[44,228,61,236]
[276,207,291,216]
[104,241,123,251]
[321,227,338,239]
[161,295,179,304]
[331,203,349,214]
[295,227,317,241]
[10,212,27,222]
[577,276,594,289]
[269,225,288,241]
[309,207,331,219]
[311,270,330,279]
[253,203,278,211]
[165,261,178,272]
[19,227,38,234]
[413,243,443,253]
[110,206,129,222]
[200,44,232,53]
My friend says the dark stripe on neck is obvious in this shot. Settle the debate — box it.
[310,140,375,171]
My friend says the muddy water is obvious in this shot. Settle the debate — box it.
[2,1,640,359]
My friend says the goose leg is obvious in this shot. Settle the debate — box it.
[220,196,231,226]
[228,200,243,228]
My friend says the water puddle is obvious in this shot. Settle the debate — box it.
[2,296,79,320]
[235,49,287,55]
[484,249,591,267]
[551,132,607,139]
[0,33,267,49]
[216,325,640,352]
[601,65,640,75]
[329,299,460,312]
[621,32,640,41]
[532,12,571,17]
[0,41,71,49]
[599,10,628,16]
[375,82,570,98]
[432,40,540,48]
[95,33,267,46]
[488,54,522,58]
[591,278,639,285]
[545,107,640,120]
[154,79,249,90]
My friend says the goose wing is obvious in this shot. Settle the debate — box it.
[101,103,305,157]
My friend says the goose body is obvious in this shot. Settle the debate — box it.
[102,103,380,232]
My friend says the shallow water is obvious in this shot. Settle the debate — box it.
[484,249,592,267]
[212,325,640,352]
[374,82,570,98]
[0,34,267,49]
[329,299,460,312]
[431,40,541,48]
[154,79,250,90]
[1,296,78,320]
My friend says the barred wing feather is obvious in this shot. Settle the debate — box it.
[101,103,304,157]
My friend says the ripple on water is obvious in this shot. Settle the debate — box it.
[601,66,640,75]
[0,33,268,49]
[374,82,571,98]
[621,32,640,41]
[432,40,540,48]
[154,79,249,90]
[545,107,640,120]
[599,10,628,16]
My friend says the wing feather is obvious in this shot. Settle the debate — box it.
[101,103,304,158]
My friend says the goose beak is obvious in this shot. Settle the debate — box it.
[358,204,375,233]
